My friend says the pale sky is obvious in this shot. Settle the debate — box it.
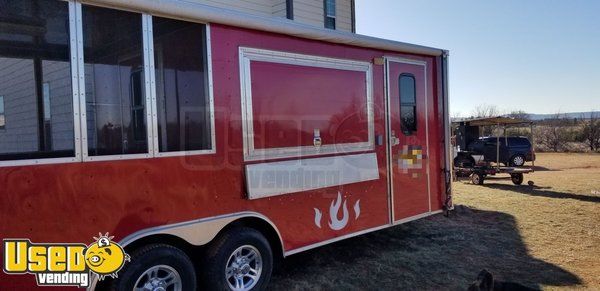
[356,0,600,116]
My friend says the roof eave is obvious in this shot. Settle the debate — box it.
[79,0,446,57]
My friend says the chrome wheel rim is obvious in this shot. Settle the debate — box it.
[134,265,182,291]
[225,245,262,291]
[513,156,524,166]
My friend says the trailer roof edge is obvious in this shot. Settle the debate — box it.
[79,0,445,57]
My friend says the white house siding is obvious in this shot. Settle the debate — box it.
[0,58,39,154]
[0,58,74,154]
[182,0,353,31]
[184,0,275,16]
[43,60,74,151]
[292,0,353,32]
[272,0,288,18]
[336,0,353,32]
[293,0,323,27]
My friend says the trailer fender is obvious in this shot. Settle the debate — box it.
[118,211,284,255]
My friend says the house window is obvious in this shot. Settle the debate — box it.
[399,74,417,134]
[0,0,75,161]
[152,17,213,153]
[324,0,336,29]
[82,5,147,157]
[0,96,5,129]
[286,0,294,20]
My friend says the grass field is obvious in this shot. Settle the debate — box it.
[270,153,600,290]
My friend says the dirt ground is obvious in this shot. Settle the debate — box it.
[270,153,600,290]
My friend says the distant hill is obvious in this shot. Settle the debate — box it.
[527,111,599,120]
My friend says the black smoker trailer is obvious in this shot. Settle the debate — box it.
[452,116,535,185]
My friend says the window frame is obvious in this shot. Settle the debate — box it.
[0,1,216,168]
[148,18,216,158]
[324,0,336,29]
[78,7,216,162]
[77,8,154,162]
[238,47,374,162]
[0,0,82,168]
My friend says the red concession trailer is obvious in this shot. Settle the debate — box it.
[0,0,452,290]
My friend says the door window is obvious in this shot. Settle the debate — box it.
[399,74,417,134]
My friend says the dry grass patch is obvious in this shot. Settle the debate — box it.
[455,153,600,290]
[270,153,599,290]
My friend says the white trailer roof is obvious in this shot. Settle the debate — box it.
[80,0,446,57]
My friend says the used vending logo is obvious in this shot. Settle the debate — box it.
[2,233,130,287]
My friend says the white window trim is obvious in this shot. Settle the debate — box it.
[0,2,216,168]
[239,47,374,162]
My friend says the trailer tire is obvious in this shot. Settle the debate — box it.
[202,227,273,291]
[109,244,196,291]
[511,173,524,185]
[471,173,485,185]
[509,154,526,167]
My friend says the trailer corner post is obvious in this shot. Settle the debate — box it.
[442,50,453,214]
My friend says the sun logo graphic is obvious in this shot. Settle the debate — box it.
[3,233,130,288]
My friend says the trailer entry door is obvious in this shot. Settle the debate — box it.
[386,59,431,222]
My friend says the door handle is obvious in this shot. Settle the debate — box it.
[391,130,400,146]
